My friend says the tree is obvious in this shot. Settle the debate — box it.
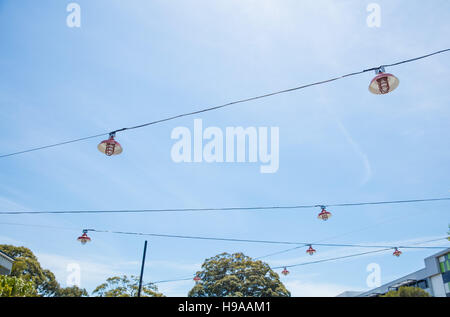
[0,275,37,297]
[57,285,89,297]
[0,245,60,296]
[92,275,164,297]
[188,252,291,297]
[381,286,431,297]
[0,244,88,297]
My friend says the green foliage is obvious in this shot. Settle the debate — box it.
[188,252,291,297]
[0,244,59,296]
[0,244,88,297]
[57,285,89,297]
[92,275,164,297]
[0,275,37,297]
[381,286,431,297]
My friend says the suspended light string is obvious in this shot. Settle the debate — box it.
[272,237,450,270]
[1,49,449,159]
[255,245,304,260]
[255,212,422,260]
[151,276,194,284]
[149,237,449,284]
[0,220,446,283]
[86,228,304,245]
[255,205,448,260]
[0,133,109,159]
[0,221,80,231]
[1,221,446,251]
[0,197,449,215]
[272,248,391,269]
[82,228,449,250]
[376,48,450,69]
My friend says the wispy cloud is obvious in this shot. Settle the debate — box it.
[335,120,373,185]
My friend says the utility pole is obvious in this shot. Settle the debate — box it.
[137,240,148,297]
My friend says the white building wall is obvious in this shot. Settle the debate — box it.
[430,274,446,297]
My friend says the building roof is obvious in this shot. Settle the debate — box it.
[0,249,15,262]
[357,248,450,297]
[336,248,450,297]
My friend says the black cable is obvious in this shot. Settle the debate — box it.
[1,197,449,215]
[0,221,79,231]
[327,198,450,207]
[272,248,392,269]
[0,220,445,283]
[151,238,449,284]
[254,245,304,260]
[151,277,194,284]
[272,238,450,270]
[380,48,450,68]
[1,49,449,159]
[254,208,440,260]
[0,133,109,159]
[110,70,367,134]
[85,228,449,250]
[270,237,449,270]
[0,205,315,215]
[88,229,305,245]
[0,220,446,249]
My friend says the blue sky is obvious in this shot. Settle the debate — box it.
[0,0,449,296]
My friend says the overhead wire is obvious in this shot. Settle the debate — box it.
[2,49,449,288]
[272,248,392,269]
[83,228,449,250]
[0,133,109,159]
[255,206,445,259]
[0,220,447,250]
[0,220,447,283]
[0,221,80,231]
[378,48,450,68]
[150,237,449,284]
[0,197,449,215]
[272,237,449,270]
[1,49,449,159]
